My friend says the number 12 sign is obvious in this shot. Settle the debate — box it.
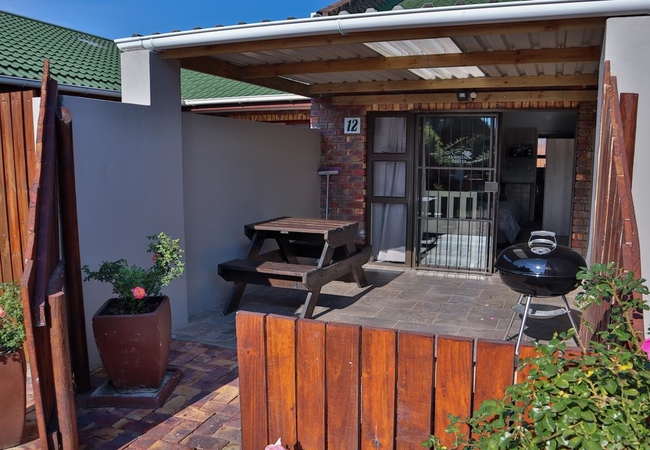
[344,117,361,134]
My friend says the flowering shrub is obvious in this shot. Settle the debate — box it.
[0,281,26,354]
[424,263,650,449]
[82,232,184,315]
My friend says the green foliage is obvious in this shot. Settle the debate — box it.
[0,281,26,354]
[82,232,185,315]
[423,263,650,449]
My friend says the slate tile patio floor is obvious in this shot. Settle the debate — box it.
[15,265,581,449]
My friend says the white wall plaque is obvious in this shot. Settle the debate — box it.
[344,117,361,134]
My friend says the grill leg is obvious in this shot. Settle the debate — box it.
[561,294,583,350]
[514,295,534,359]
[503,293,525,341]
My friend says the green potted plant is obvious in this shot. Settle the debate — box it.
[83,232,184,391]
[424,262,650,449]
[0,281,27,448]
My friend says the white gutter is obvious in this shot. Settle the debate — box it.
[181,94,309,107]
[0,76,121,99]
[115,0,650,52]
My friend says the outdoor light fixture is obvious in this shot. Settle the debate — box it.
[457,91,478,102]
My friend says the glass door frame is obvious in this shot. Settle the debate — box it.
[366,112,416,266]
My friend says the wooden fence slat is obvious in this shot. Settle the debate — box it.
[50,290,79,450]
[0,94,13,281]
[326,322,361,450]
[296,319,326,450]
[55,106,90,393]
[236,312,269,450]
[20,260,48,444]
[474,340,516,409]
[361,327,397,450]
[265,315,297,447]
[434,336,473,448]
[0,94,23,280]
[10,92,30,274]
[395,331,434,450]
[33,75,59,325]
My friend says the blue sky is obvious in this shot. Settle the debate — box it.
[1,0,331,39]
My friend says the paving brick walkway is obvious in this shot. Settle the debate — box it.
[16,341,242,450]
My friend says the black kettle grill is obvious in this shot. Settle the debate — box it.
[495,231,586,357]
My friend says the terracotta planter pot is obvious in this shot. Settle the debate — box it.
[0,349,26,449]
[92,296,171,391]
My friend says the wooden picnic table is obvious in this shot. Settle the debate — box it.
[218,217,371,319]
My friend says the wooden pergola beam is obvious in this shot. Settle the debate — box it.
[240,47,600,79]
[332,89,598,105]
[309,74,599,95]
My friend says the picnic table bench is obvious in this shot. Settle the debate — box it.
[218,217,371,319]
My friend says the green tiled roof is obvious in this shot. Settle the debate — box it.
[180,70,284,100]
[0,10,121,92]
[0,10,283,100]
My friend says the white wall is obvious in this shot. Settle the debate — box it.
[181,114,321,316]
[61,94,187,369]
[602,16,650,335]
[58,89,320,369]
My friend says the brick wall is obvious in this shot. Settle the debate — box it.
[311,98,595,254]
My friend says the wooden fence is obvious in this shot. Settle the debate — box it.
[0,90,36,284]
[585,61,642,336]
[236,311,543,450]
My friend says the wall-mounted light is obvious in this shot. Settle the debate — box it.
[457,91,469,102]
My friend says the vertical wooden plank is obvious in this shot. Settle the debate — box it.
[266,315,297,448]
[0,93,23,281]
[0,93,13,281]
[21,91,36,190]
[33,75,59,325]
[395,331,434,450]
[55,106,90,393]
[620,93,638,184]
[236,312,269,450]
[434,336,473,448]
[361,327,397,450]
[10,92,31,272]
[296,319,326,450]
[20,261,48,447]
[49,289,79,450]
[474,340,516,409]
[326,322,361,450]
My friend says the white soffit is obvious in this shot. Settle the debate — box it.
[364,38,486,80]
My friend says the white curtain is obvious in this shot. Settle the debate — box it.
[372,118,407,262]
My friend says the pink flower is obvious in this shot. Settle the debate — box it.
[0,307,5,318]
[265,438,285,450]
[131,286,147,299]
[642,338,650,361]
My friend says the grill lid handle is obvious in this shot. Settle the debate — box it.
[528,230,557,254]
